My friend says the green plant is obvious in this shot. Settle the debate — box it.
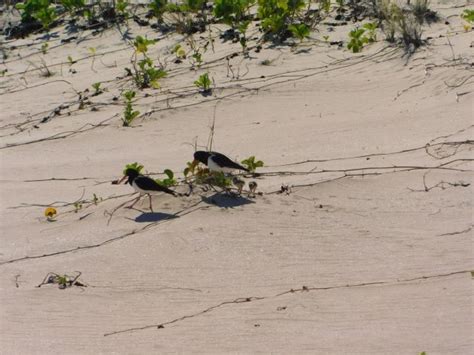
[257,0,306,38]
[40,42,48,54]
[92,82,102,95]
[362,22,377,42]
[149,0,168,22]
[172,44,187,59]
[155,169,177,187]
[122,90,140,127]
[461,9,474,23]
[347,27,368,53]
[73,201,83,213]
[237,20,251,51]
[133,36,155,54]
[194,72,212,93]
[60,0,85,13]
[67,55,76,65]
[397,12,423,50]
[241,156,264,172]
[16,0,57,29]
[116,0,130,16]
[319,0,331,13]
[213,0,255,29]
[37,272,85,289]
[288,23,310,42]
[183,160,197,178]
[411,0,437,24]
[183,0,206,13]
[137,58,167,89]
[130,36,167,89]
[92,193,102,205]
[124,162,144,175]
[211,171,232,188]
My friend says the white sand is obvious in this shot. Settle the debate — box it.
[0,1,473,353]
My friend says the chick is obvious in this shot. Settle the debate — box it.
[232,176,245,195]
[248,181,258,198]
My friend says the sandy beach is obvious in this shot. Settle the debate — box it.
[0,0,473,353]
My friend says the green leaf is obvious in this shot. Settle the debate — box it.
[124,162,144,175]
[462,9,474,23]
[164,169,174,179]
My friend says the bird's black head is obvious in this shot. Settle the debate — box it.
[193,151,211,165]
[124,168,139,184]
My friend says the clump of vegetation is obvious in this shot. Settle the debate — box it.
[288,23,310,43]
[214,0,254,48]
[92,193,102,205]
[155,169,177,187]
[40,42,48,54]
[462,9,474,23]
[37,272,85,289]
[410,0,437,24]
[347,28,367,53]
[124,162,144,175]
[461,9,474,31]
[172,44,187,59]
[257,0,307,40]
[166,0,208,34]
[241,156,264,172]
[194,72,212,94]
[60,0,86,13]
[347,23,376,53]
[212,171,232,188]
[73,201,83,213]
[91,82,103,96]
[130,36,167,89]
[149,0,168,23]
[376,1,426,53]
[122,90,140,127]
[16,0,57,29]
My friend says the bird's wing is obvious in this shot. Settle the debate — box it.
[135,176,177,195]
[211,152,249,171]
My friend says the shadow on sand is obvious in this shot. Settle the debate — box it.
[201,193,255,208]
[135,212,178,223]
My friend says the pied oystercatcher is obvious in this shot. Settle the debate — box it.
[193,151,249,173]
[118,168,178,211]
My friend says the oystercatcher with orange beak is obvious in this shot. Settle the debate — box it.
[117,168,178,212]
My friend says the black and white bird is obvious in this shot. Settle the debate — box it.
[193,151,249,173]
[118,168,178,211]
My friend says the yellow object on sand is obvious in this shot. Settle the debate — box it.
[44,207,57,219]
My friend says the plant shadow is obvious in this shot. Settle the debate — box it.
[201,193,255,208]
[135,212,178,223]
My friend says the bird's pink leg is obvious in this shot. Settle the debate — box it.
[127,195,142,209]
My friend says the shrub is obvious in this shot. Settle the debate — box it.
[257,0,307,39]
[214,0,255,29]
[16,0,57,28]
[149,0,168,22]
[194,72,212,93]
[241,156,264,172]
[288,23,310,42]
[122,91,140,127]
